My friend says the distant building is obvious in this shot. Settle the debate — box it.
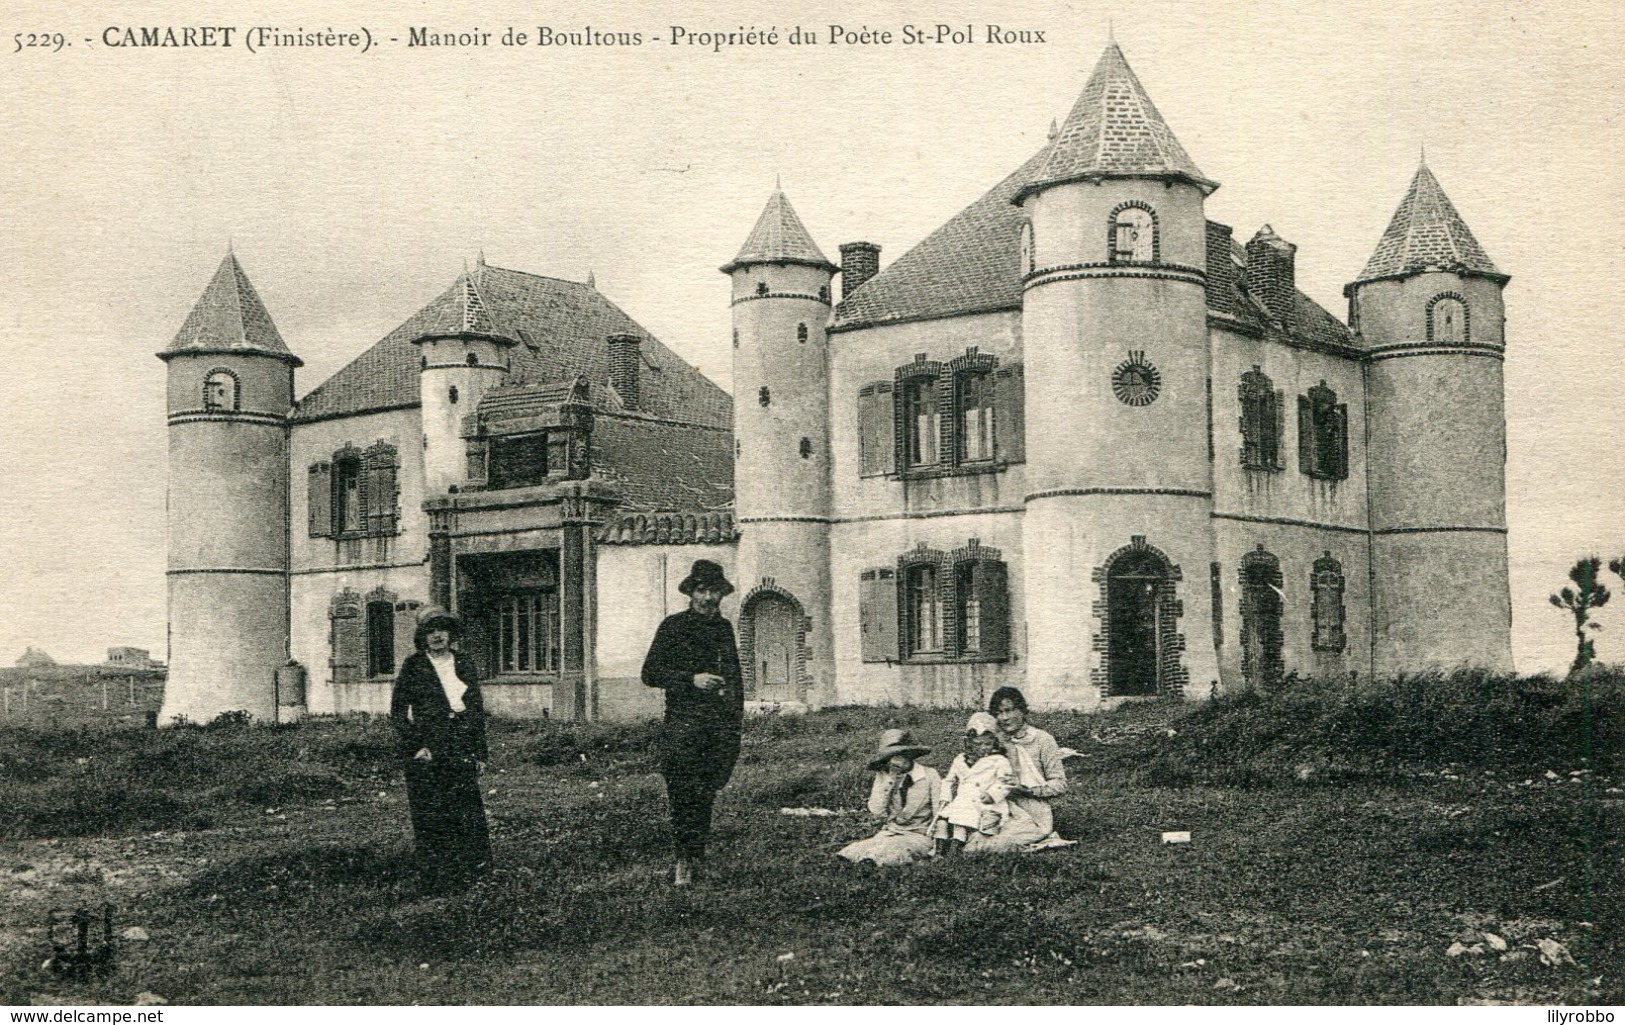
[158,40,1513,724]
[15,646,56,669]
[105,647,163,670]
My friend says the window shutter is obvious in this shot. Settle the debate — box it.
[870,381,896,476]
[859,567,899,662]
[1272,390,1286,470]
[1334,403,1349,480]
[1297,394,1314,476]
[974,560,1011,661]
[858,384,878,476]
[1238,379,1255,468]
[364,443,400,535]
[330,605,364,685]
[392,600,421,671]
[994,363,1026,464]
[307,462,333,537]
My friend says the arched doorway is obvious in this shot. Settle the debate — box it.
[740,587,806,702]
[1101,543,1179,697]
[1240,547,1284,689]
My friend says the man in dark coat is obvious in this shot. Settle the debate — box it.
[641,559,744,886]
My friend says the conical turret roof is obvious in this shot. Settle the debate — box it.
[721,188,836,273]
[409,265,521,344]
[1016,41,1215,202]
[1356,162,1504,283]
[162,253,300,364]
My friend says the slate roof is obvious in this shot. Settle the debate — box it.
[833,154,1353,354]
[1356,162,1503,283]
[294,263,731,426]
[832,147,1048,331]
[1210,234,1358,353]
[163,253,301,364]
[589,414,733,513]
[1016,41,1215,202]
[721,189,836,273]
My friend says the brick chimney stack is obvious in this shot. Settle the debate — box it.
[607,333,641,409]
[839,242,881,301]
[1244,225,1296,326]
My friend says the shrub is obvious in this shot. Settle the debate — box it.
[1103,668,1625,785]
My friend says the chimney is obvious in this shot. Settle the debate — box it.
[1244,225,1296,326]
[840,242,881,301]
[1205,221,1236,311]
[607,333,641,409]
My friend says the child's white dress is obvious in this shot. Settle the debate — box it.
[938,753,1014,835]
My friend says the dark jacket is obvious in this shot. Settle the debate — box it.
[390,651,489,763]
[641,609,744,721]
[641,608,744,778]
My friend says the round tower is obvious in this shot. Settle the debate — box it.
[724,188,836,705]
[415,263,517,496]
[159,253,300,724]
[1015,42,1222,708]
[1349,161,1512,674]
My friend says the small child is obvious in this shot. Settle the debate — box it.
[932,712,1015,856]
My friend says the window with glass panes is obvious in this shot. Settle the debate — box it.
[905,563,943,655]
[491,591,560,674]
[957,369,995,462]
[903,378,940,467]
[333,456,362,533]
[955,561,981,654]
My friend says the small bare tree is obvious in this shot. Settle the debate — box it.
[1551,557,1610,675]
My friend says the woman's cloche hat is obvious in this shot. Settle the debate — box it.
[678,559,735,597]
[867,728,931,771]
[414,606,463,647]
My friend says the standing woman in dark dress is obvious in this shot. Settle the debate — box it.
[390,607,492,893]
[641,560,744,887]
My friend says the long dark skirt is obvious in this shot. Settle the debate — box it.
[404,757,491,888]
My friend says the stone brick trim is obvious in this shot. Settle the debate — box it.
[1090,536,1188,697]
[738,579,811,701]
[1425,291,1471,343]
[1106,199,1160,264]
[1238,545,1285,689]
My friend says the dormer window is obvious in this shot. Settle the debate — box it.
[1109,204,1156,263]
[203,370,238,411]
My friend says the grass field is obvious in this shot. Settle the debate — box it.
[1,671,1620,1006]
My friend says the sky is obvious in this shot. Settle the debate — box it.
[0,0,1621,674]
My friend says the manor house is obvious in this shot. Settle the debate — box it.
[158,41,1513,723]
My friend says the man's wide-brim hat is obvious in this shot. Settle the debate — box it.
[678,559,735,597]
[867,728,931,771]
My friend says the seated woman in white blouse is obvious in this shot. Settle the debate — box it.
[965,686,1073,854]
